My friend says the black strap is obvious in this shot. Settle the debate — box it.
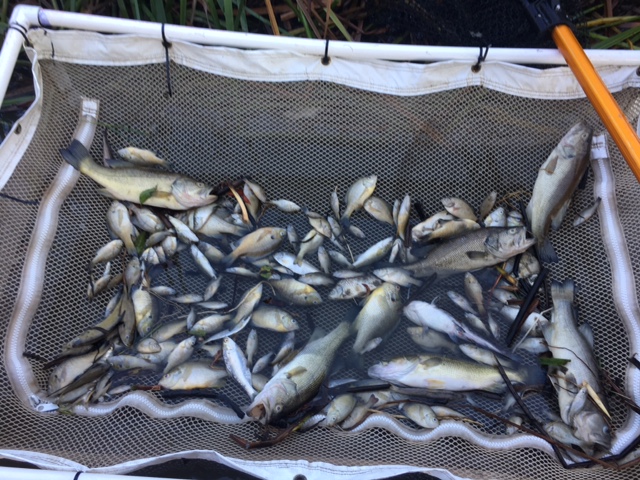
[161,23,173,97]
[321,39,330,66]
[73,472,82,480]
[472,44,490,72]
[8,24,31,47]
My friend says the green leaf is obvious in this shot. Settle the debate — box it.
[259,265,273,280]
[539,357,571,367]
[223,0,234,31]
[325,8,352,42]
[140,186,157,205]
[592,25,640,49]
[180,0,187,25]
[135,231,149,257]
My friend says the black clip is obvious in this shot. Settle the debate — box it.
[472,44,490,73]
[161,23,173,97]
[321,39,330,66]
[8,23,31,47]
[72,472,82,480]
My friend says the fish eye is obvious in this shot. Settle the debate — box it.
[275,405,283,413]
[196,182,204,188]
[270,235,275,240]
[508,228,517,234]
[344,289,351,295]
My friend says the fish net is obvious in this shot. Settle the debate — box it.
[1,27,640,479]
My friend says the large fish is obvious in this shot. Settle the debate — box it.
[526,122,592,262]
[543,279,610,449]
[368,354,540,393]
[404,227,535,279]
[60,140,217,210]
[246,322,351,423]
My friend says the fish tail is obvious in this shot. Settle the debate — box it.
[60,139,91,171]
[550,279,575,303]
[537,238,558,263]
[340,214,351,230]
[220,252,236,268]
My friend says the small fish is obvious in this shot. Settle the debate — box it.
[244,178,267,203]
[192,204,217,232]
[327,216,343,240]
[132,288,156,336]
[270,278,322,306]
[252,373,269,392]
[109,355,158,371]
[479,191,498,220]
[151,320,187,342]
[197,213,248,238]
[573,197,601,227]
[229,283,263,325]
[442,197,476,221]
[347,225,366,239]
[296,229,324,266]
[128,203,164,233]
[136,338,161,354]
[447,291,476,315]
[117,146,169,167]
[518,252,541,279]
[323,394,357,427]
[159,361,227,390]
[459,344,512,368]
[388,237,401,263]
[197,301,228,310]
[190,244,216,278]
[252,352,274,374]
[526,122,593,262]
[484,207,506,227]
[328,250,352,268]
[199,343,222,358]
[331,187,341,219]
[464,272,485,315]
[246,329,258,367]
[106,200,137,256]
[340,395,376,430]
[287,224,300,252]
[272,331,296,365]
[352,282,403,354]
[87,262,112,300]
[333,270,363,279]
[317,245,331,274]
[223,337,257,400]
[149,285,176,296]
[198,242,225,265]
[396,194,411,240]
[423,218,480,242]
[163,336,197,374]
[161,235,178,258]
[146,230,172,247]
[341,175,377,229]
[243,183,261,221]
[203,276,223,302]
[515,337,549,354]
[221,227,286,267]
[169,294,204,304]
[298,272,335,287]
[251,305,299,332]
[168,215,199,244]
[189,313,232,337]
[351,236,394,269]
[186,307,197,330]
[226,266,260,279]
[507,210,524,227]
[328,275,382,301]
[463,313,491,337]
[400,402,439,429]
[364,196,394,225]
[269,199,301,213]
[124,257,141,287]
[411,211,455,243]
[406,326,459,354]
[91,239,123,265]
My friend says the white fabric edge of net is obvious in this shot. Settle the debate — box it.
[0,449,471,480]
[2,27,640,474]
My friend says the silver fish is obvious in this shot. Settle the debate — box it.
[163,336,197,374]
[328,250,352,268]
[189,313,232,337]
[411,211,454,243]
[396,194,411,240]
[246,329,258,367]
[251,305,299,332]
[197,213,248,238]
[331,187,341,219]
[406,326,459,354]
[299,272,335,287]
[317,245,331,274]
[244,178,267,203]
[573,197,601,227]
[442,197,476,221]
[132,288,156,336]
[91,239,123,265]
[159,361,227,390]
[401,402,439,429]
[484,206,506,227]
[168,215,199,243]
[221,227,286,267]
[269,199,301,213]
[352,282,403,354]
[464,272,485,315]
[328,274,382,300]
[151,320,187,342]
[190,244,216,279]
[479,191,498,220]
[272,331,296,365]
[364,196,394,225]
[287,224,299,252]
[223,337,257,400]
[351,236,394,269]
[252,352,274,374]
[136,338,161,354]
[296,229,324,266]
[323,394,357,427]
[109,355,158,371]
[247,322,350,423]
[128,203,164,233]
[404,227,535,279]
[526,122,592,262]
[341,175,377,229]
[273,251,319,275]
[269,278,322,306]
[447,291,476,315]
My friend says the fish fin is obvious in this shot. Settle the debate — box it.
[340,215,351,230]
[219,253,236,268]
[537,238,558,263]
[578,322,594,349]
[466,251,489,261]
[104,158,135,169]
[542,154,559,174]
[550,198,571,231]
[577,166,590,190]
[151,190,173,199]
[550,279,575,303]
[360,337,383,353]
[285,366,307,379]
[60,139,91,171]
[96,188,116,199]
[419,357,443,368]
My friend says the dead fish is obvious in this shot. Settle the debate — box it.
[269,278,322,306]
[91,239,123,265]
[479,191,498,220]
[221,227,286,267]
[251,306,299,332]
[269,199,301,213]
[442,197,476,221]
[223,337,257,400]
[573,197,601,227]
[396,194,411,241]
[341,175,377,229]
[526,122,593,262]
[328,274,382,300]
[364,196,394,225]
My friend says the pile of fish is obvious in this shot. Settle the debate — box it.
[43,121,612,457]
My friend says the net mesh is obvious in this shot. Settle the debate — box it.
[1,49,640,478]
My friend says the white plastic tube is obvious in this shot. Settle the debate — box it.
[0,466,180,480]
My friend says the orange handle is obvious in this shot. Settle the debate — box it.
[552,24,640,182]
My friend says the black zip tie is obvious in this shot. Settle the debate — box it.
[7,24,31,47]
[471,44,490,73]
[161,23,173,97]
[321,39,330,66]
[0,192,39,205]
[630,355,640,370]
[73,472,82,480]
